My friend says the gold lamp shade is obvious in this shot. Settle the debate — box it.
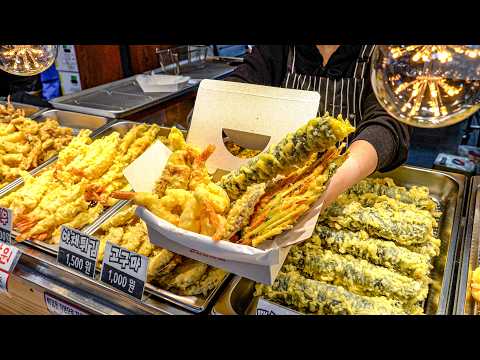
[0,45,58,76]
[371,45,480,128]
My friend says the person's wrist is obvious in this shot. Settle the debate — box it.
[353,125,396,172]
[349,139,378,176]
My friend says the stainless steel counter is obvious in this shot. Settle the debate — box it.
[49,61,236,118]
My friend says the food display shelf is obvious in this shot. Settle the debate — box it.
[85,200,231,313]
[454,176,479,314]
[0,118,132,200]
[6,241,192,315]
[211,165,467,315]
[1,120,230,314]
[2,108,470,315]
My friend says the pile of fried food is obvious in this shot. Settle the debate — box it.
[224,139,261,159]
[112,113,355,248]
[0,123,166,244]
[0,100,73,188]
[95,203,227,297]
[471,266,480,303]
[255,177,442,315]
[113,127,231,239]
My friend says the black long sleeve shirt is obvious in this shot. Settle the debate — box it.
[224,45,411,172]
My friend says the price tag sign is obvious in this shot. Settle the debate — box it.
[44,293,88,315]
[0,207,13,244]
[0,241,21,293]
[255,297,302,315]
[100,242,148,300]
[57,226,100,279]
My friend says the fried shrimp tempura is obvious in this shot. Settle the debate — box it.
[6,123,165,243]
[112,134,229,238]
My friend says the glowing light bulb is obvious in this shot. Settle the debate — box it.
[371,45,480,128]
[0,45,57,76]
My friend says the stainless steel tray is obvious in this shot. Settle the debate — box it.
[0,100,46,118]
[212,165,466,315]
[454,176,479,314]
[0,120,141,252]
[0,109,110,195]
[31,109,110,135]
[0,122,227,313]
[87,199,231,313]
[49,62,235,118]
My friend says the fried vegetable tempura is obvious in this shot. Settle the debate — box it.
[224,140,261,159]
[0,101,73,187]
[256,175,441,315]
[5,124,165,243]
[219,113,354,200]
[239,146,347,247]
[471,267,480,303]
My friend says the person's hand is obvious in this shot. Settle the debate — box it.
[319,140,379,211]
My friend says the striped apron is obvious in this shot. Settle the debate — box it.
[282,45,375,145]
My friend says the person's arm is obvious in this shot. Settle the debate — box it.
[320,140,378,209]
[320,76,412,209]
[224,45,288,86]
[354,79,412,172]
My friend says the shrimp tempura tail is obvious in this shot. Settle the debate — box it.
[111,191,136,201]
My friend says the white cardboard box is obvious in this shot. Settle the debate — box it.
[132,79,321,284]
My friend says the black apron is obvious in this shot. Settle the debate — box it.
[282,45,375,146]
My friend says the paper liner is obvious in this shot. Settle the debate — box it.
[136,194,324,266]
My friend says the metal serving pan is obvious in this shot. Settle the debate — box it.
[1,121,227,313]
[0,100,46,118]
[454,176,479,315]
[0,120,141,254]
[0,109,110,195]
[0,120,158,251]
[212,165,466,315]
[31,109,110,135]
[86,200,231,313]
[49,62,235,118]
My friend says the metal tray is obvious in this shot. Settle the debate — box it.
[0,122,227,313]
[0,100,46,118]
[49,76,190,118]
[49,62,235,118]
[0,120,157,248]
[87,199,231,313]
[31,109,110,135]
[454,176,479,314]
[0,109,110,195]
[0,120,140,251]
[212,165,466,315]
